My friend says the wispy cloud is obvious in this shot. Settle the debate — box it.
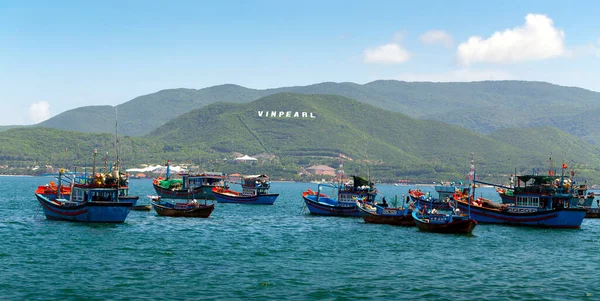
[29,101,51,123]
[565,37,600,58]
[420,30,454,48]
[457,14,565,66]
[364,32,410,64]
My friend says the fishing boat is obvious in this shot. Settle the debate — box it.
[152,161,227,200]
[131,196,152,211]
[456,173,587,228]
[37,168,139,205]
[212,174,279,205]
[408,189,453,210]
[498,185,597,217]
[411,206,477,234]
[150,196,215,218]
[302,175,377,217]
[356,198,414,226]
[34,167,135,223]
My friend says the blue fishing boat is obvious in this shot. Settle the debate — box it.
[356,199,414,226]
[153,161,227,200]
[456,173,587,228]
[35,170,138,204]
[408,189,454,210]
[212,174,279,205]
[411,205,477,234]
[35,171,134,223]
[302,175,377,217]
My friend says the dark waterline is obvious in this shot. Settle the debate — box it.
[2,177,599,300]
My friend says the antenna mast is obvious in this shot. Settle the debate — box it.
[467,152,475,182]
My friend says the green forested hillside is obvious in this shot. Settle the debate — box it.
[0,128,168,170]
[34,81,600,145]
[3,93,600,183]
[147,93,600,182]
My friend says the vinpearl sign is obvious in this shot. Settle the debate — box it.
[257,111,316,118]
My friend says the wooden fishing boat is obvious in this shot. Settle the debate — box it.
[212,174,279,205]
[302,175,377,217]
[356,200,414,226]
[407,189,453,210]
[150,196,214,218]
[152,161,227,200]
[411,209,477,234]
[37,171,138,205]
[456,173,587,228]
[34,168,135,223]
[131,202,152,211]
[585,208,600,218]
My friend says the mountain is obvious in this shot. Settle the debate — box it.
[35,81,600,144]
[146,93,600,182]
[3,93,599,182]
[38,85,272,137]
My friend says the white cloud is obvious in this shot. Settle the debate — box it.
[457,14,565,66]
[393,69,515,82]
[29,101,51,123]
[364,33,410,64]
[420,30,454,48]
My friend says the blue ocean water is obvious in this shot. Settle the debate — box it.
[1,176,600,300]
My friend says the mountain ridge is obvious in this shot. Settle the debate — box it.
[33,80,600,145]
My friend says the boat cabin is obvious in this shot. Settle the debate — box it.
[182,172,226,189]
[241,174,271,196]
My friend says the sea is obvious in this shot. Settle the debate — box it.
[2,176,600,301]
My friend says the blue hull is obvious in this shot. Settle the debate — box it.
[456,201,586,228]
[35,194,133,223]
[302,195,359,217]
[214,193,278,205]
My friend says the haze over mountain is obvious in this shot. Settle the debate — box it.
[34,81,600,145]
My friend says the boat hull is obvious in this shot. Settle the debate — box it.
[357,206,415,226]
[131,204,152,211]
[213,191,278,205]
[151,202,215,218]
[414,216,477,234]
[35,193,133,223]
[585,208,600,218]
[153,183,216,200]
[456,200,586,228]
[302,194,359,217]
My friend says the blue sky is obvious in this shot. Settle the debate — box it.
[1,0,599,125]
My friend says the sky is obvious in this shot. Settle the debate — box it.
[1,0,599,125]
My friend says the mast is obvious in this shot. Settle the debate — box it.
[115,107,120,180]
[113,107,121,197]
[467,152,475,183]
[92,149,97,178]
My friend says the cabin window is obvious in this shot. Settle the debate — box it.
[516,196,539,207]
